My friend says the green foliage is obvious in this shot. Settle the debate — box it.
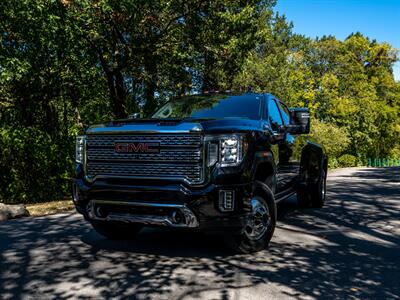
[310,118,350,158]
[308,119,351,169]
[0,127,73,203]
[234,32,400,167]
[388,146,400,159]
[337,154,358,168]
[0,0,399,202]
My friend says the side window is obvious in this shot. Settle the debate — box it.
[268,99,283,131]
[278,101,290,125]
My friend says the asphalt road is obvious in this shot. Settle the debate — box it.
[1,167,399,300]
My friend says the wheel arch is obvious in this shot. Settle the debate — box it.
[299,141,327,185]
[252,151,276,192]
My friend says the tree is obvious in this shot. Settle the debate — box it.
[0,0,399,202]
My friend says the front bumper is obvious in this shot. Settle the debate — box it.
[87,200,199,228]
[72,179,252,232]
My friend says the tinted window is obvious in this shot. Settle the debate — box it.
[268,99,283,131]
[277,101,290,125]
[152,95,261,120]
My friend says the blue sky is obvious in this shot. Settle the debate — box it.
[275,0,400,81]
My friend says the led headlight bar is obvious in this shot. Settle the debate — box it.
[220,135,244,166]
[206,134,247,167]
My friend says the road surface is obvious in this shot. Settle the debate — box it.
[1,167,399,299]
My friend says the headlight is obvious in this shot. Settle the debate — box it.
[76,135,86,164]
[220,135,244,166]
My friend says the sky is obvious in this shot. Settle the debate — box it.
[274,0,400,81]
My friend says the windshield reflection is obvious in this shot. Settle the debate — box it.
[152,94,261,120]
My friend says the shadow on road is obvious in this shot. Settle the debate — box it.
[0,167,399,299]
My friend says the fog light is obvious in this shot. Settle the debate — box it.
[219,190,235,211]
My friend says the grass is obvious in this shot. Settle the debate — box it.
[26,199,75,217]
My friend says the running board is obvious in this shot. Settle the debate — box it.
[275,189,296,203]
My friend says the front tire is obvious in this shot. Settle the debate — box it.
[90,220,143,240]
[225,181,276,253]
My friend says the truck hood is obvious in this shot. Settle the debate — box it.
[86,118,263,135]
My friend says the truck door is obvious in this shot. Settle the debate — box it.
[276,100,301,192]
[267,98,286,192]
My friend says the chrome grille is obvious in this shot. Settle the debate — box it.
[87,149,201,162]
[87,135,202,147]
[87,163,202,181]
[85,134,203,184]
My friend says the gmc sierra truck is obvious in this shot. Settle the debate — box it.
[72,93,327,253]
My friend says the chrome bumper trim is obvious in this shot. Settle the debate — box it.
[87,200,199,228]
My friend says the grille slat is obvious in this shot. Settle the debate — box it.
[87,134,202,147]
[86,134,203,184]
[87,150,201,162]
[87,163,202,180]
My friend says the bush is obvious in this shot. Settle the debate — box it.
[311,119,350,159]
[337,154,357,167]
[0,127,74,204]
[327,157,339,169]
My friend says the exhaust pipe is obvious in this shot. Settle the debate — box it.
[96,206,108,218]
[171,210,185,224]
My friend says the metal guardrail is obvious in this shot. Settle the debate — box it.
[368,158,400,167]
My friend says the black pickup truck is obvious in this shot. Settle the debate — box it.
[72,93,327,253]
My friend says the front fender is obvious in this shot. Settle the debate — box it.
[299,141,327,185]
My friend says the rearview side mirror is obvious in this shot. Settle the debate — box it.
[287,108,310,134]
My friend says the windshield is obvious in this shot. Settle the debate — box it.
[151,94,262,120]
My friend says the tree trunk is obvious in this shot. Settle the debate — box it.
[202,52,215,92]
[114,70,127,118]
[143,54,157,115]
[99,50,127,119]
[104,70,127,119]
